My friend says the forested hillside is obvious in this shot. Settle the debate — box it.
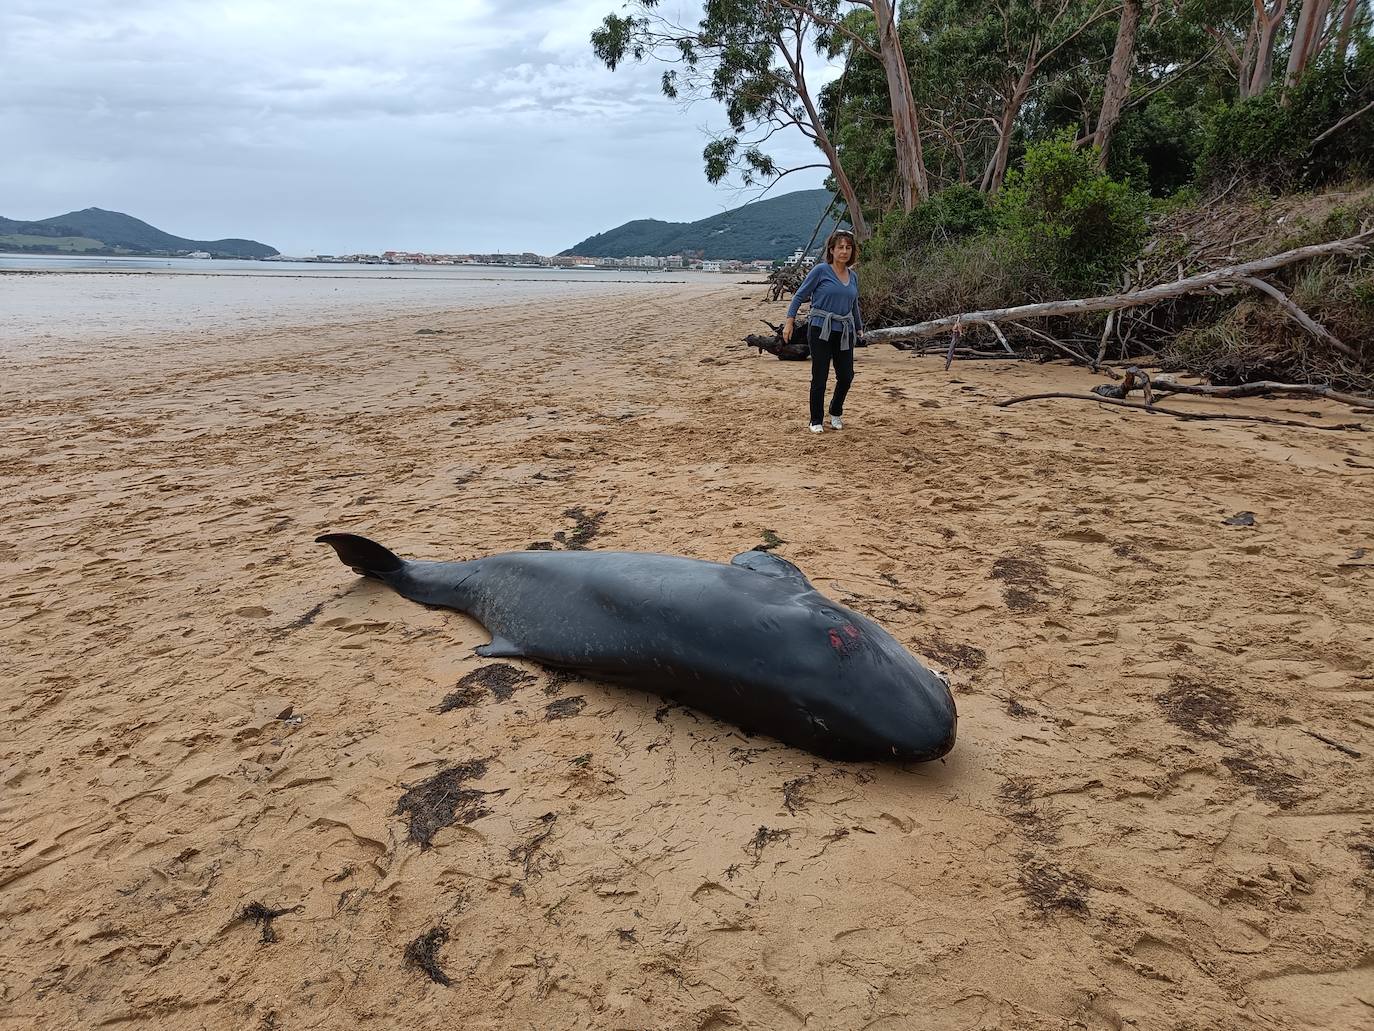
[562,189,837,260]
[0,207,278,258]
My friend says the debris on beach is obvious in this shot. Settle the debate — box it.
[395,760,499,848]
[544,696,586,720]
[403,927,453,985]
[437,663,535,711]
[746,826,791,865]
[552,507,606,550]
[237,901,302,944]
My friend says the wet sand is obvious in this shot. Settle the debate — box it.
[1,281,1371,1029]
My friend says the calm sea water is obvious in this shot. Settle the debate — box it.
[0,254,749,353]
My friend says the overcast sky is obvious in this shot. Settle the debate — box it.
[1,1,835,255]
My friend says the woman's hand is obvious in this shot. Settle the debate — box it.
[782,317,794,343]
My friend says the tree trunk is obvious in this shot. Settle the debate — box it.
[872,0,929,210]
[982,62,1036,194]
[783,30,871,240]
[1093,0,1143,167]
[1238,12,1261,98]
[1335,0,1361,61]
[1285,0,1332,89]
[1250,0,1289,96]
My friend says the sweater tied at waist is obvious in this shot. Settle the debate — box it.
[808,307,857,351]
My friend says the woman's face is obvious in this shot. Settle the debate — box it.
[833,236,854,265]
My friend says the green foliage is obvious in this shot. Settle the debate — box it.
[593,1,824,188]
[1109,91,1210,196]
[1198,41,1374,188]
[996,132,1151,291]
[0,234,110,252]
[870,185,995,260]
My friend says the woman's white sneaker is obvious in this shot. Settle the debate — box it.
[830,415,843,429]
[808,423,824,434]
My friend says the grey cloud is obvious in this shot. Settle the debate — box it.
[1,0,829,254]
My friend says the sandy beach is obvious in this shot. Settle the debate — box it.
[2,279,1372,1030]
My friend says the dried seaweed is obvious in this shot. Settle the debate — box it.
[403,927,451,985]
[998,777,1062,845]
[755,529,785,552]
[1016,852,1089,918]
[552,507,606,550]
[1156,677,1239,741]
[544,696,586,720]
[1222,752,1302,808]
[395,760,495,848]
[437,663,535,711]
[919,635,988,671]
[782,775,814,815]
[746,826,791,865]
[237,901,302,944]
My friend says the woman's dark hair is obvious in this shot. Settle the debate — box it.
[824,229,860,266]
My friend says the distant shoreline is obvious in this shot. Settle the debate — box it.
[0,267,714,285]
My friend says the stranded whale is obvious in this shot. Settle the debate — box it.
[318,533,957,762]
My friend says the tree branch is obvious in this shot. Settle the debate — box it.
[1239,276,1357,359]
[1312,98,1374,146]
[995,392,1365,430]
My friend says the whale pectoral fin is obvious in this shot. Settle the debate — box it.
[475,635,525,659]
[730,550,814,590]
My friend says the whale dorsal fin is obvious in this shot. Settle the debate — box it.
[730,550,814,589]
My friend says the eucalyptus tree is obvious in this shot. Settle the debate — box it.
[592,0,873,237]
[900,0,1119,194]
[1092,0,1144,164]
[776,0,931,208]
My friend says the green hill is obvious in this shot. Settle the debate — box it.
[562,189,840,261]
[0,208,278,258]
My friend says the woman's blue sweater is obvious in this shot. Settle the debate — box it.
[786,262,863,337]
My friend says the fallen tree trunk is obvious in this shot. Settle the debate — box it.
[1148,379,1374,409]
[864,228,1374,346]
[995,392,1366,430]
[745,320,900,361]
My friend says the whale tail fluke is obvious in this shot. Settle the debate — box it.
[316,533,404,576]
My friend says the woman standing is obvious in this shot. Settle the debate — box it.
[782,229,864,434]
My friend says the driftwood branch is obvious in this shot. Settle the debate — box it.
[1239,276,1357,359]
[864,229,1374,346]
[995,392,1366,430]
[1149,379,1374,409]
[976,319,1014,354]
[1010,321,1097,367]
[1302,729,1363,758]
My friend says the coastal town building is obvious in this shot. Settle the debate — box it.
[358,249,778,271]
